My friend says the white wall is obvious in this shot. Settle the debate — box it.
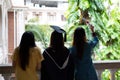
[11,0,24,6]
[0,7,2,44]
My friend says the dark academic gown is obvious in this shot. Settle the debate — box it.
[41,47,74,80]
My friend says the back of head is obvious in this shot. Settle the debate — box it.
[73,27,86,59]
[73,27,86,45]
[49,31,69,67]
[50,31,64,48]
[20,31,36,48]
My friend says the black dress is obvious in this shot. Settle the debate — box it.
[41,47,74,80]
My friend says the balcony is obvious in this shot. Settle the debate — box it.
[94,60,120,80]
[0,60,120,80]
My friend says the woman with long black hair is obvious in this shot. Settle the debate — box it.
[12,31,44,80]
[69,24,99,80]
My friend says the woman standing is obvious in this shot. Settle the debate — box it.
[41,26,74,80]
[69,24,99,80]
[12,31,44,80]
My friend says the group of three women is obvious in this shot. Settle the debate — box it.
[12,22,99,80]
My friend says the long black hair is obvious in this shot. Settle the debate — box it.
[73,27,86,59]
[50,31,64,49]
[49,31,69,66]
[19,31,36,70]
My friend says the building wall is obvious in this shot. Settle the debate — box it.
[12,0,24,6]
[8,12,14,53]
[8,11,26,63]
[25,8,67,26]
[0,0,12,64]
[25,0,68,26]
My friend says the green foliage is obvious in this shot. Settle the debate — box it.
[66,0,120,61]
[101,69,120,80]
[116,69,120,80]
[28,17,39,23]
[101,70,110,80]
[25,24,52,48]
[66,0,120,79]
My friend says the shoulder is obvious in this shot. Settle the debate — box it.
[42,47,52,55]
[13,47,19,53]
[33,46,41,50]
[30,47,42,55]
[43,47,52,53]
[45,47,52,51]
[12,47,19,60]
[15,47,19,50]
[31,46,41,52]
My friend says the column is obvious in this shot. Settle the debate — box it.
[2,2,8,64]
[4,4,9,64]
[0,3,3,64]
[1,3,5,64]
[16,10,25,46]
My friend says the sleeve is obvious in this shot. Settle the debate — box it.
[89,36,99,48]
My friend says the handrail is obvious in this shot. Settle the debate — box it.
[94,60,120,69]
[0,60,120,80]
[0,64,14,74]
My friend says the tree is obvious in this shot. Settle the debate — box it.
[25,24,52,48]
[65,0,120,60]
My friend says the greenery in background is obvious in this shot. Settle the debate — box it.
[65,0,120,79]
[25,0,120,79]
[25,0,120,61]
[101,70,111,80]
[65,0,120,60]
[25,23,52,48]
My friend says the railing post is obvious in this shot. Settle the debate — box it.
[97,69,104,80]
[0,74,4,80]
[109,69,117,80]
[2,74,11,80]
